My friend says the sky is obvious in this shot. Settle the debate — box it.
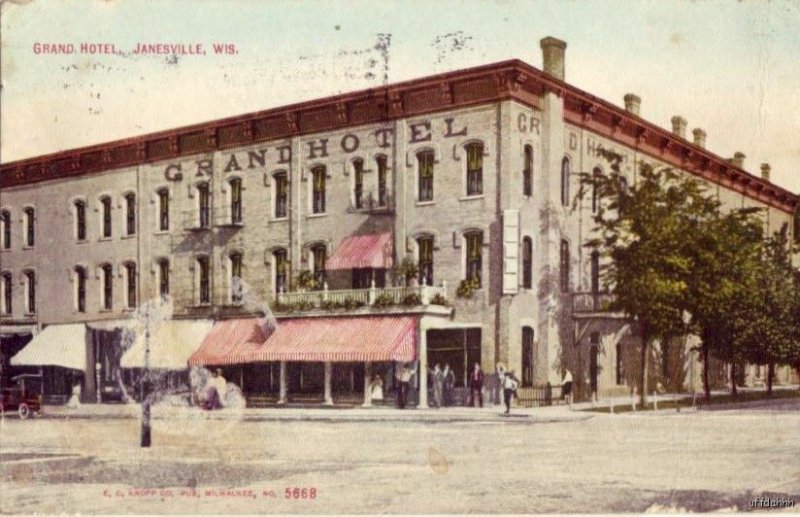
[1,0,798,194]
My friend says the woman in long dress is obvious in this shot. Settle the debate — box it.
[370,374,384,402]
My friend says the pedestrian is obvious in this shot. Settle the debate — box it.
[370,374,384,403]
[562,368,573,405]
[442,363,455,407]
[502,371,520,415]
[66,378,82,409]
[468,362,484,408]
[204,368,226,410]
[395,363,413,409]
[493,363,506,405]
[430,363,444,408]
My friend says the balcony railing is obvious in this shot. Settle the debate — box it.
[572,291,616,313]
[275,281,447,311]
[347,191,395,214]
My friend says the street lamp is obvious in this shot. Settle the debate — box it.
[681,310,694,407]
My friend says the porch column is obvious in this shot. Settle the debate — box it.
[278,361,287,404]
[418,322,429,408]
[362,362,372,407]
[323,361,333,406]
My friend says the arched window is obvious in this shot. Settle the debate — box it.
[522,326,534,387]
[311,166,326,214]
[196,256,210,304]
[101,263,113,310]
[311,244,326,287]
[523,145,533,197]
[376,155,388,207]
[157,188,170,231]
[417,151,434,202]
[229,252,243,303]
[24,270,36,314]
[466,143,483,196]
[229,178,242,224]
[522,237,533,289]
[1,271,11,315]
[75,201,87,241]
[559,239,570,293]
[0,210,10,249]
[465,231,483,287]
[158,259,170,297]
[100,196,112,238]
[124,193,136,236]
[75,266,87,313]
[590,250,600,294]
[23,207,35,247]
[592,167,601,213]
[353,159,364,209]
[560,157,570,207]
[273,249,288,295]
[274,172,288,218]
[124,262,137,308]
[417,235,434,285]
[197,183,210,228]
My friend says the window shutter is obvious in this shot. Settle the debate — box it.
[503,209,519,294]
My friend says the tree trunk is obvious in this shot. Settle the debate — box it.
[766,362,775,395]
[702,345,711,403]
[730,362,737,397]
[639,326,649,407]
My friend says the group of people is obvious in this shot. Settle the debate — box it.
[428,363,457,408]
[467,362,520,414]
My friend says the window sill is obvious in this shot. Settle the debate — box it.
[415,200,435,207]
[153,230,171,236]
[22,245,35,251]
[121,234,136,240]
[0,248,9,252]
[98,237,113,243]
[75,239,89,245]
[270,217,289,224]
[306,213,328,219]
[459,195,484,202]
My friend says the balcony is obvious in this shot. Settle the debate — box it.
[347,191,395,214]
[214,205,244,227]
[274,282,447,313]
[572,291,617,314]
[182,209,212,231]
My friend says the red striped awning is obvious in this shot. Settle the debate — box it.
[326,232,393,270]
[188,318,273,366]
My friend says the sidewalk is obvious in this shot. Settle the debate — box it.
[37,402,593,424]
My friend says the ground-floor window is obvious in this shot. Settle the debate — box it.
[426,328,481,389]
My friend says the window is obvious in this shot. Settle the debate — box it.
[74,201,87,241]
[158,259,170,297]
[560,240,570,293]
[229,178,242,224]
[23,207,35,247]
[100,196,112,238]
[376,155,388,207]
[273,249,288,295]
[197,183,210,228]
[353,159,364,209]
[311,244,326,287]
[24,270,36,314]
[312,166,326,214]
[522,237,533,289]
[616,342,624,385]
[125,193,136,236]
[417,236,434,285]
[197,256,210,304]
[592,167,601,213]
[75,266,87,313]
[590,250,600,294]
[230,252,243,303]
[157,189,169,231]
[522,327,534,387]
[561,157,570,207]
[101,264,113,310]
[274,172,288,218]
[125,262,137,308]
[1,272,11,315]
[417,151,434,202]
[465,231,483,287]
[523,145,533,197]
[466,143,483,196]
[1,210,10,249]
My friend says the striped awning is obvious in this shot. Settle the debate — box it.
[326,232,393,270]
[188,318,274,366]
[11,324,87,371]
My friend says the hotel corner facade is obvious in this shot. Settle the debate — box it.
[1,37,799,406]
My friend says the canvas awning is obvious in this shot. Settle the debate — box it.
[326,232,394,270]
[188,318,274,366]
[121,320,213,369]
[10,324,87,371]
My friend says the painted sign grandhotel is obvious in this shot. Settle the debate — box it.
[1,37,798,407]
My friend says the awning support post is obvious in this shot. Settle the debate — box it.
[278,361,287,404]
[362,362,372,407]
[323,361,333,406]
[418,323,429,409]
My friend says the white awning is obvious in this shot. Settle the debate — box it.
[10,324,87,371]
[121,320,213,369]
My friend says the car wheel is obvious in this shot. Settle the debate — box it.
[18,403,30,420]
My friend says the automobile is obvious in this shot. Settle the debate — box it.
[0,373,43,419]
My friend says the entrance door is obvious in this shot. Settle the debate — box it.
[589,332,599,396]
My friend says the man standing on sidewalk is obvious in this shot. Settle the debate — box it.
[468,363,484,407]
[396,363,413,409]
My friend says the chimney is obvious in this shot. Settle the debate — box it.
[692,128,706,148]
[540,37,567,81]
[731,152,746,169]
[761,163,771,182]
[671,116,687,139]
[623,94,641,116]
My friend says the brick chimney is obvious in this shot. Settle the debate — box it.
[761,163,771,182]
[623,94,641,116]
[671,116,687,139]
[540,37,567,81]
[692,128,706,149]
[731,152,746,169]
